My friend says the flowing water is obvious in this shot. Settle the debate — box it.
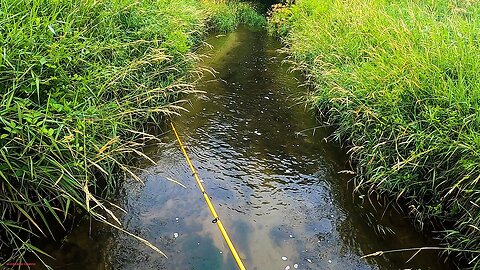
[35,27,450,270]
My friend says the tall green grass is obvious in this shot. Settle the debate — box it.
[270,0,480,268]
[0,0,263,266]
[203,0,267,32]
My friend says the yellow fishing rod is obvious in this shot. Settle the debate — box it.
[170,122,247,270]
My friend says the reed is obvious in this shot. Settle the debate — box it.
[269,0,480,268]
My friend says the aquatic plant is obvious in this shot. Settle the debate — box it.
[0,0,263,267]
[269,0,480,268]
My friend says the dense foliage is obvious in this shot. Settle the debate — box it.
[0,0,264,266]
[269,0,480,268]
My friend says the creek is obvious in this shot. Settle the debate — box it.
[36,26,449,270]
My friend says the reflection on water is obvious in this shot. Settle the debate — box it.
[34,27,450,270]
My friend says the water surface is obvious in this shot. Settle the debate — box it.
[36,27,449,270]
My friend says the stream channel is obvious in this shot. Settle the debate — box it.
[37,27,450,270]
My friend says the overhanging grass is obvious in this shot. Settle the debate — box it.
[269,0,480,268]
[0,0,263,266]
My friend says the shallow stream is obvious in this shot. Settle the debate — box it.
[36,27,449,270]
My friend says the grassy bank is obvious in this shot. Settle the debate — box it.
[0,0,264,266]
[269,0,480,268]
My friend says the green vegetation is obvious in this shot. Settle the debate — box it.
[204,1,267,32]
[0,0,263,266]
[269,0,480,268]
